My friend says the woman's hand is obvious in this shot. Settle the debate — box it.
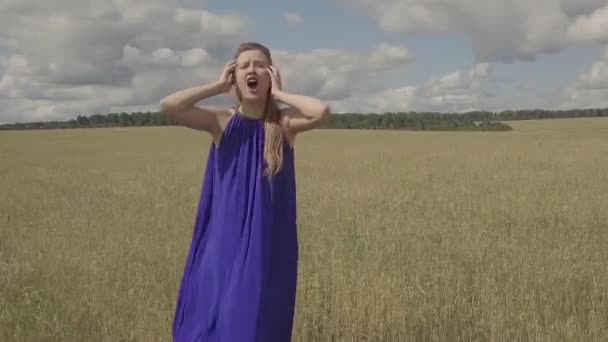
[217,60,237,93]
[159,59,239,135]
[267,65,282,95]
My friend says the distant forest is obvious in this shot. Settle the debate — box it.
[1,107,607,132]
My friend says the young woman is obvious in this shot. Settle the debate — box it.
[160,42,330,341]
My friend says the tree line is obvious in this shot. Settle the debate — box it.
[1,107,607,132]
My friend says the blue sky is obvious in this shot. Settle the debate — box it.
[1,0,608,123]
[206,0,606,102]
[207,0,476,84]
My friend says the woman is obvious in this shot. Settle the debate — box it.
[160,42,330,342]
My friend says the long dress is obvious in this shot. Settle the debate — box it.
[172,110,299,342]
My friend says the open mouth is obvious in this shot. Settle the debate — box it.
[246,76,258,91]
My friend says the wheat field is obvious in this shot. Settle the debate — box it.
[1,117,607,341]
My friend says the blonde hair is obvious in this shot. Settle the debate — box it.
[233,42,284,176]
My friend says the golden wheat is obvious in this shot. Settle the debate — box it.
[1,118,607,341]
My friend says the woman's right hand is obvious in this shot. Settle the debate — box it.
[217,60,237,93]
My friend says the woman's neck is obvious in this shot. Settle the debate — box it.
[238,100,266,120]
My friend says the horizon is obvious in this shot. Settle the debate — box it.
[3,106,608,127]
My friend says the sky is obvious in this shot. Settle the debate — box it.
[1,0,608,124]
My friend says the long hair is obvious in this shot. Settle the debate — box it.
[232,42,284,176]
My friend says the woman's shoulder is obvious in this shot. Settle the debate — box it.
[217,106,238,129]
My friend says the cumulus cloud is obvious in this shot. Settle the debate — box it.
[0,0,251,123]
[119,45,213,70]
[328,63,492,113]
[0,0,418,123]
[567,5,608,42]
[560,47,608,109]
[336,0,608,62]
[4,0,608,123]
[283,12,303,27]
[273,43,412,101]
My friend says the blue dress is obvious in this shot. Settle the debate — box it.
[172,111,299,342]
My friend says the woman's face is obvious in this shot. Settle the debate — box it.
[234,49,271,101]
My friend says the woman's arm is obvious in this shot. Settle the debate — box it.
[267,66,331,134]
[274,90,331,133]
[160,60,236,137]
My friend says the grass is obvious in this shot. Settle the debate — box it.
[1,117,608,341]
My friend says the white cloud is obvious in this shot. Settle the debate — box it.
[0,0,252,123]
[181,48,213,68]
[0,0,418,123]
[576,58,608,89]
[3,1,608,124]
[560,47,608,109]
[273,43,412,101]
[567,5,608,42]
[328,63,492,113]
[337,0,608,62]
[283,12,303,27]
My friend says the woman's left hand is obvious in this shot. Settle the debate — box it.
[267,66,282,95]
